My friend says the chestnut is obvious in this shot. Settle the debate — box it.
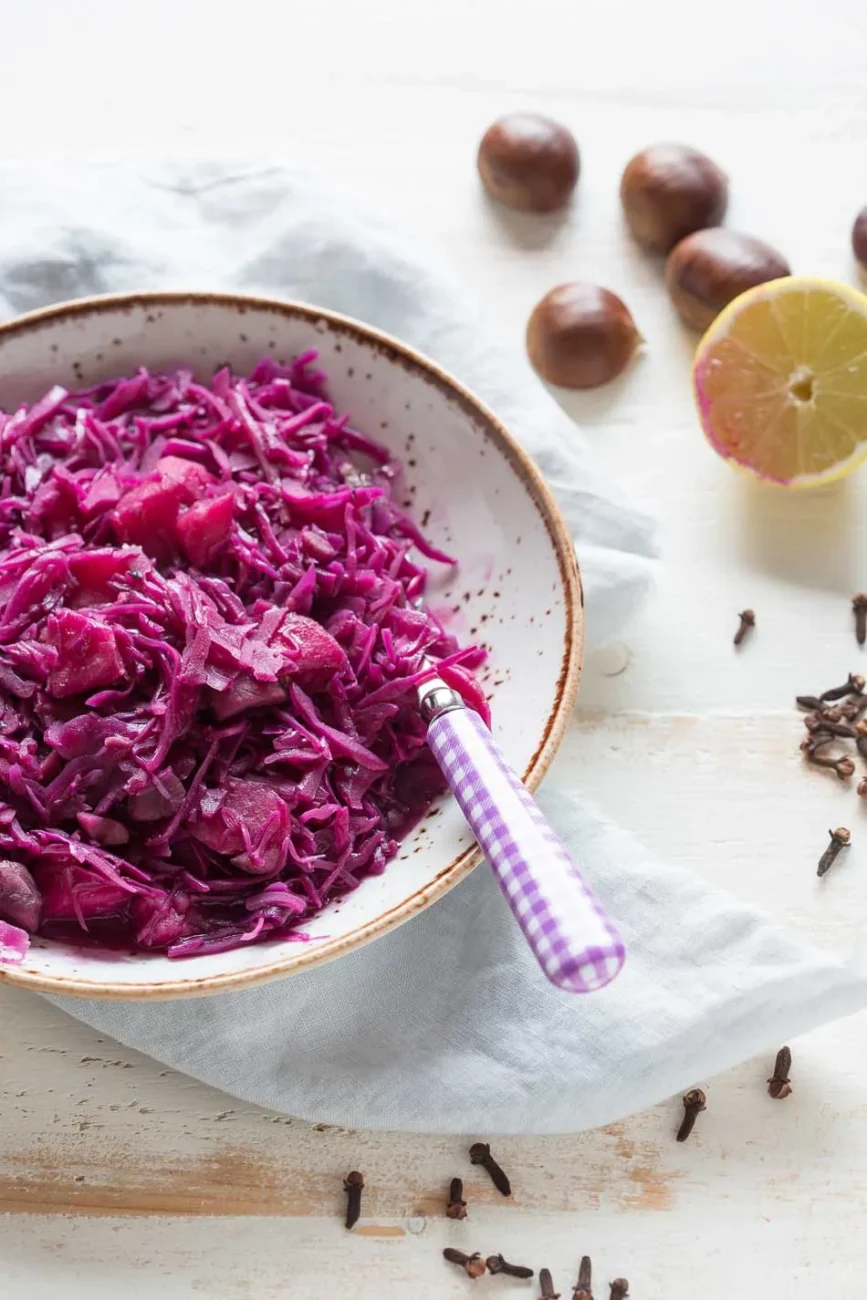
[853,207,867,271]
[526,283,640,389]
[478,113,579,213]
[666,228,791,331]
[620,144,728,254]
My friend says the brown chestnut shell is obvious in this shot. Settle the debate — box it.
[526,283,640,389]
[853,207,867,271]
[666,229,791,331]
[620,144,728,254]
[478,114,579,213]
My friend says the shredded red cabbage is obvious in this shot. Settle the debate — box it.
[0,356,486,961]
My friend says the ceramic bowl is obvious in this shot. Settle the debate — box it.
[0,291,582,999]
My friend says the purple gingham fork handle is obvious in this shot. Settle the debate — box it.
[426,705,626,993]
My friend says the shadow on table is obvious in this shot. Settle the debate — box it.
[477,190,574,251]
[730,472,863,593]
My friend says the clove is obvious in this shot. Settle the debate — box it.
[733,609,755,647]
[846,694,867,720]
[609,1284,630,1300]
[539,1269,561,1299]
[820,673,865,702]
[573,1255,593,1300]
[446,1176,467,1220]
[856,720,867,761]
[800,732,834,756]
[487,1254,535,1279]
[796,694,824,711]
[343,1170,364,1230]
[443,1248,486,1279]
[818,827,851,877]
[469,1142,512,1197]
[768,1046,793,1099]
[802,747,855,780]
[853,593,867,647]
[676,1087,707,1142]
[804,711,856,739]
[858,776,867,799]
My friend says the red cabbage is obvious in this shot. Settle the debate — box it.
[0,918,29,964]
[0,356,485,962]
[0,858,42,930]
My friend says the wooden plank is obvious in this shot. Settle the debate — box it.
[5,1203,866,1300]
[2,1012,867,1291]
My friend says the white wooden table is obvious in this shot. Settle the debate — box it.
[3,0,867,1293]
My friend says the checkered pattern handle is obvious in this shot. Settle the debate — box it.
[428,708,626,993]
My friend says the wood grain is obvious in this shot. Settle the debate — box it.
[4,985,867,1294]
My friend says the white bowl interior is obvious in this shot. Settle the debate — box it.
[0,296,577,995]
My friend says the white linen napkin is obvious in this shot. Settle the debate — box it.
[6,159,866,1132]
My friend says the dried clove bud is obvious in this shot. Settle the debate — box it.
[820,674,865,702]
[676,1087,707,1141]
[804,712,856,739]
[573,1254,593,1300]
[609,1283,630,1300]
[469,1142,512,1196]
[733,608,755,646]
[818,827,851,877]
[443,1248,487,1279]
[768,1046,793,1099]
[487,1254,535,1279]
[858,776,867,799]
[853,593,867,647]
[343,1170,364,1230]
[446,1176,467,1220]
[800,731,831,751]
[802,748,855,780]
[539,1269,561,1299]
[849,694,867,720]
[796,694,825,711]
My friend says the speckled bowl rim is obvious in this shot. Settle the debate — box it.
[0,290,583,1000]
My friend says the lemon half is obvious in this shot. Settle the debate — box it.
[693,276,867,488]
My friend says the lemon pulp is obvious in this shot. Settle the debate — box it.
[693,277,867,487]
